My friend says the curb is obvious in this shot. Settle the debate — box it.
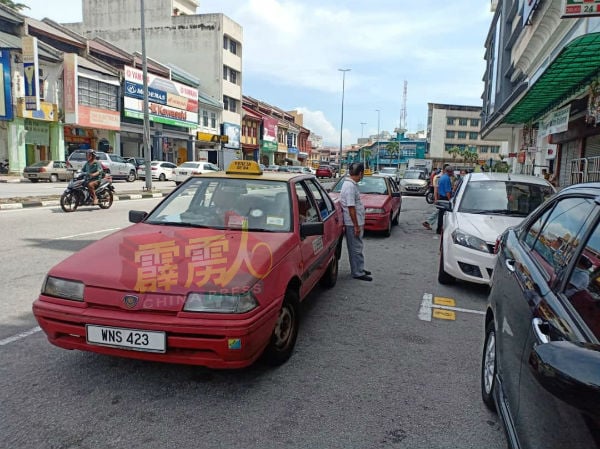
[0,192,170,210]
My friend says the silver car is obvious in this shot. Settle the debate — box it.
[67,150,137,182]
[399,169,429,195]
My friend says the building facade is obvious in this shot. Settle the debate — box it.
[481,0,600,187]
[427,103,507,169]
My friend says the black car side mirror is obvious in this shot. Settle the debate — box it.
[129,210,148,223]
[300,221,324,238]
[435,200,452,211]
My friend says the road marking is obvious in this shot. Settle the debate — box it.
[0,326,41,346]
[432,309,456,320]
[54,228,122,240]
[418,293,433,321]
[434,296,455,307]
[418,293,485,322]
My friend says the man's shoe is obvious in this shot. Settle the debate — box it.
[422,221,432,230]
[363,270,372,275]
[353,274,373,281]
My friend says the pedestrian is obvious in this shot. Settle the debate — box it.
[340,162,372,281]
[422,168,442,230]
[436,165,454,234]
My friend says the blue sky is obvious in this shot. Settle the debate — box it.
[23,0,493,146]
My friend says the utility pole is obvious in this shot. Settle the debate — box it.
[141,0,152,191]
[338,68,351,169]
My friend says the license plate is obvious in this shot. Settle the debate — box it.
[29,173,37,177]
[86,325,166,353]
[180,171,187,175]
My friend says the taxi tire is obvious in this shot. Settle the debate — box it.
[263,290,299,366]
[383,215,392,237]
[481,322,497,412]
[319,255,338,289]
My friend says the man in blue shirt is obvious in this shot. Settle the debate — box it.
[436,165,454,234]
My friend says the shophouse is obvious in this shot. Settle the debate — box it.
[481,1,600,187]
[66,0,242,165]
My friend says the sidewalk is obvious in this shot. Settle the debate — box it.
[0,174,173,210]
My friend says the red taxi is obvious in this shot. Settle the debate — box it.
[33,161,344,368]
[329,174,402,237]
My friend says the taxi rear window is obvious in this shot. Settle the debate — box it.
[146,177,292,232]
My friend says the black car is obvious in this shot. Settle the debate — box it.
[482,182,600,449]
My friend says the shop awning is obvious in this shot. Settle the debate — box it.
[502,32,600,125]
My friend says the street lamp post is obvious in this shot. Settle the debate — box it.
[376,109,380,171]
[338,68,351,169]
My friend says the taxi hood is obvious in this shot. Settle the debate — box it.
[455,212,525,243]
[360,193,388,208]
[48,223,294,295]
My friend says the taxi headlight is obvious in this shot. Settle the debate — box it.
[365,208,385,214]
[183,291,258,313]
[451,230,491,253]
[42,276,85,301]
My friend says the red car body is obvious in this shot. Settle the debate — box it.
[316,165,334,178]
[329,175,402,236]
[33,163,344,368]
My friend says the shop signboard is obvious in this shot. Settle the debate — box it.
[222,122,240,150]
[22,36,40,111]
[24,119,49,145]
[63,53,78,124]
[538,105,570,138]
[16,99,58,121]
[123,65,198,128]
[562,0,600,17]
[0,50,13,120]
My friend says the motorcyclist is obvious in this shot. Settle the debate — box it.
[82,149,103,205]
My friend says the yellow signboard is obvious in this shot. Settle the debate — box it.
[16,99,58,122]
[197,132,229,143]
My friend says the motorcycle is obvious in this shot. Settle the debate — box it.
[60,172,115,212]
[425,185,435,204]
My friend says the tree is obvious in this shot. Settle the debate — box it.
[386,141,400,168]
[447,145,461,164]
[0,0,29,11]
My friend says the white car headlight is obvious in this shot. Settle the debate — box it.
[42,276,85,301]
[365,208,385,214]
[451,230,491,253]
[183,291,258,313]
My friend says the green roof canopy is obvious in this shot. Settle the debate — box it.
[503,32,600,124]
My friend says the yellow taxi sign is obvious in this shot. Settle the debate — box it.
[364,168,373,176]
[226,160,263,175]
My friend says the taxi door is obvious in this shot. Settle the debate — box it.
[294,182,329,297]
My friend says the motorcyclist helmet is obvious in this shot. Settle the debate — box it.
[86,149,97,158]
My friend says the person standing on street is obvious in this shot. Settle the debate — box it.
[82,149,103,205]
[340,162,372,281]
[423,167,442,230]
[436,165,454,234]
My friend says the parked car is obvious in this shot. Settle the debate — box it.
[316,165,335,179]
[377,166,401,183]
[482,182,600,449]
[399,169,429,195]
[32,160,344,369]
[287,166,315,175]
[23,160,74,183]
[329,174,402,237]
[264,164,280,172]
[67,150,137,182]
[125,157,146,172]
[436,172,555,285]
[137,161,177,181]
[172,161,221,185]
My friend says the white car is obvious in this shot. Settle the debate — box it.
[173,161,220,185]
[377,167,401,183]
[436,172,555,285]
[137,161,177,181]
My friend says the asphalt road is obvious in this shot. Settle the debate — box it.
[0,195,506,449]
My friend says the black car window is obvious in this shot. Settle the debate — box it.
[565,220,600,340]
[295,183,320,224]
[305,178,335,219]
[525,197,597,276]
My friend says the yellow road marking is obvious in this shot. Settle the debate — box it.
[432,309,456,320]
[434,297,455,307]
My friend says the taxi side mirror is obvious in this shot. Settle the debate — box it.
[300,222,324,238]
[129,210,148,223]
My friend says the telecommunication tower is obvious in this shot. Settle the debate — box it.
[395,80,408,134]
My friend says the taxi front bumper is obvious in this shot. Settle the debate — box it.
[32,295,281,368]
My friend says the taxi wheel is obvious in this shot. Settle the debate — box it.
[392,208,400,226]
[383,215,392,237]
[319,255,338,289]
[263,290,299,366]
[481,321,497,412]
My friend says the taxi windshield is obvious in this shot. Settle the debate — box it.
[146,177,292,232]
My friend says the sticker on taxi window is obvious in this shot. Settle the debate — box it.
[266,216,285,226]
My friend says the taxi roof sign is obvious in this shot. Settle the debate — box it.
[226,160,263,175]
